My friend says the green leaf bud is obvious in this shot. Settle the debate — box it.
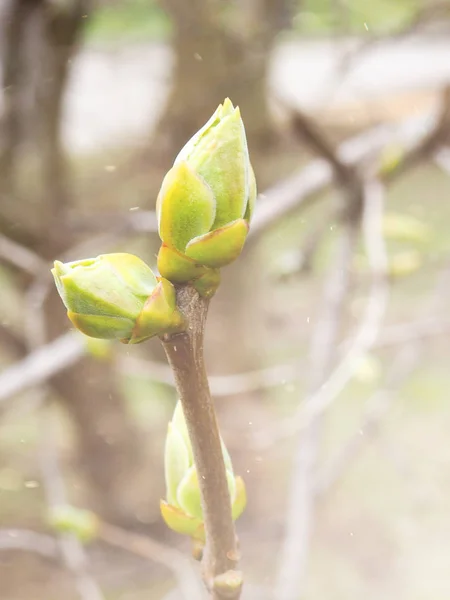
[52,253,184,344]
[47,504,98,544]
[156,98,257,292]
[161,401,246,539]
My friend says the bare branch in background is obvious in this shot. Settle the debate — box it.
[0,522,203,599]
[434,146,450,175]
[98,523,203,600]
[21,270,105,600]
[0,332,83,407]
[0,332,302,407]
[256,179,389,448]
[0,529,59,559]
[384,87,450,182]
[38,410,105,600]
[275,215,359,600]
[0,233,47,274]
[315,261,450,496]
[4,313,450,410]
[314,347,419,497]
[122,355,298,397]
[250,109,439,239]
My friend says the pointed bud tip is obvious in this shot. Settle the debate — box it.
[221,97,235,116]
[52,260,67,277]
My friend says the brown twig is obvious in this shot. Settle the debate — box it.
[250,110,439,239]
[0,529,59,559]
[275,215,359,600]
[97,522,202,600]
[315,261,450,496]
[0,233,47,274]
[38,409,105,600]
[255,179,389,448]
[162,286,241,600]
[5,311,450,410]
[21,266,105,600]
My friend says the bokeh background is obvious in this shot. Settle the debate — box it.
[1,1,450,599]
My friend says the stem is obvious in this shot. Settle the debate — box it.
[162,285,241,600]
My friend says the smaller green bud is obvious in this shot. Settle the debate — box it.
[52,253,184,344]
[48,504,98,544]
[161,401,246,540]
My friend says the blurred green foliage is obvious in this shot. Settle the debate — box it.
[84,0,171,43]
[296,0,421,35]
[84,0,425,43]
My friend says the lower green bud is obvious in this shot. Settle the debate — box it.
[161,401,247,539]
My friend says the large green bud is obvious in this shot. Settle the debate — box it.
[157,98,256,297]
[52,253,184,344]
[161,401,246,541]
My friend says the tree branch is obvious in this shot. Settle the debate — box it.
[255,179,389,448]
[275,215,359,600]
[250,108,441,239]
[162,286,241,600]
[97,522,202,600]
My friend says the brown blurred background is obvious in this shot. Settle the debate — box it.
[1,1,450,599]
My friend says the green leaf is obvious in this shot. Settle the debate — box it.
[160,500,204,539]
[172,401,193,463]
[67,312,134,340]
[133,280,184,342]
[164,423,190,506]
[157,162,216,252]
[231,476,247,521]
[190,108,250,228]
[176,466,203,520]
[244,165,257,223]
[185,219,249,268]
[157,243,207,283]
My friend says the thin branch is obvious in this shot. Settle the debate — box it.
[38,406,105,600]
[122,355,298,397]
[275,216,359,600]
[0,529,59,559]
[0,524,203,600]
[0,332,83,407]
[255,179,389,449]
[5,313,450,410]
[250,109,439,239]
[0,331,300,407]
[315,261,450,496]
[98,522,203,600]
[314,347,418,497]
[371,317,450,349]
[434,146,450,175]
[0,233,47,274]
[162,286,241,600]
[22,274,105,600]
